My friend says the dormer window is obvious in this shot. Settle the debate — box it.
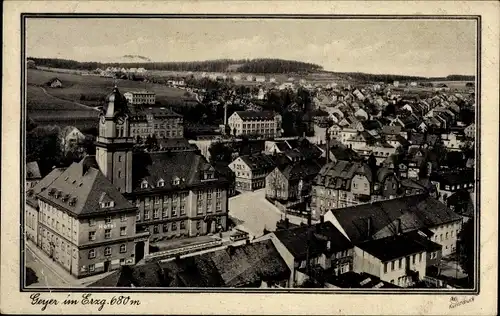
[101,201,115,209]
[158,179,165,187]
[69,197,77,206]
[172,177,180,186]
[48,188,56,196]
[54,190,62,199]
[203,171,214,180]
[62,194,70,202]
[141,180,149,189]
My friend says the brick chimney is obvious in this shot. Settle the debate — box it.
[395,218,402,235]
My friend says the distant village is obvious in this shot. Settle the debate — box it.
[25,58,476,289]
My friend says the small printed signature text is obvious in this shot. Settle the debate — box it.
[30,293,141,311]
[449,296,474,309]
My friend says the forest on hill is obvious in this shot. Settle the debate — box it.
[27,57,323,74]
[331,72,475,83]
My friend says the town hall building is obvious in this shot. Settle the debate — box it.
[25,87,230,278]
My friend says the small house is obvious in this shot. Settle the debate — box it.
[46,78,63,88]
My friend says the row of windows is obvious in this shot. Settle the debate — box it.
[41,228,76,258]
[42,213,76,241]
[444,183,473,191]
[137,200,223,220]
[434,230,459,242]
[88,215,127,227]
[88,244,127,259]
[383,253,423,273]
[88,226,127,241]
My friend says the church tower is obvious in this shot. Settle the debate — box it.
[96,86,134,193]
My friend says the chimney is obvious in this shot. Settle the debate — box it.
[320,215,325,224]
[245,239,250,245]
[367,217,372,238]
[395,218,402,235]
[285,217,290,229]
[228,245,235,256]
[307,212,312,226]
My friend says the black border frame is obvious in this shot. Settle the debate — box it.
[20,14,481,295]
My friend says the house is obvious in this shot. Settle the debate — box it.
[59,126,86,152]
[324,194,463,256]
[255,76,266,83]
[265,159,322,202]
[232,75,242,81]
[25,167,65,244]
[446,190,475,223]
[26,161,42,190]
[464,123,475,139]
[311,161,376,217]
[46,78,63,88]
[393,81,400,88]
[246,75,255,82]
[229,154,276,191]
[430,169,474,203]
[321,144,360,164]
[261,221,353,287]
[89,239,290,288]
[227,111,282,138]
[353,233,427,287]
[441,133,467,151]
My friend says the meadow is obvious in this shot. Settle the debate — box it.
[27,69,197,107]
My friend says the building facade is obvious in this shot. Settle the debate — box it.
[227,111,282,138]
[229,154,276,191]
[26,87,230,278]
[129,107,184,140]
[123,91,156,105]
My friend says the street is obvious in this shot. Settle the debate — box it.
[25,246,70,288]
[228,189,309,238]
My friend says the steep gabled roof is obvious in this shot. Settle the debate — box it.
[329,194,462,244]
[132,151,227,192]
[235,111,275,121]
[357,233,428,262]
[36,157,134,217]
[238,153,276,172]
[274,222,353,260]
[91,240,289,288]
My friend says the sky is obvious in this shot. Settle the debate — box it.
[26,18,477,77]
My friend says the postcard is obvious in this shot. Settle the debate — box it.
[1,1,498,315]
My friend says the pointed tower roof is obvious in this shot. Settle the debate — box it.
[103,86,129,118]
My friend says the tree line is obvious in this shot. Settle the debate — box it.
[27,57,323,74]
[330,72,475,83]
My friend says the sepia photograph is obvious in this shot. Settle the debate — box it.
[1,0,498,314]
[21,16,481,292]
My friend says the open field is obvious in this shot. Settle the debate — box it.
[27,69,197,107]
[26,85,100,129]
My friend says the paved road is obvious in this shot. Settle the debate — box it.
[228,189,309,238]
[25,247,70,288]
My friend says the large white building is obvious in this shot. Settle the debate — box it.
[123,91,156,105]
[227,111,282,138]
